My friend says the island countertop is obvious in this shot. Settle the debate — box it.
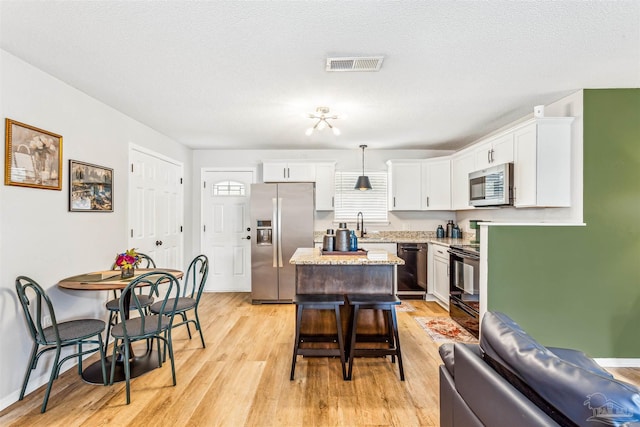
[289,247,405,265]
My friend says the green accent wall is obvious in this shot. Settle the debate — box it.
[487,89,640,357]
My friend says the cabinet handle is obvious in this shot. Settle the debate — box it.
[487,150,491,164]
[426,196,430,207]
[393,196,396,207]
[491,149,495,163]
[283,168,286,179]
[287,168,290,178]
[331,196,334,207]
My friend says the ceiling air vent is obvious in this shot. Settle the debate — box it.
[326,56,384,72]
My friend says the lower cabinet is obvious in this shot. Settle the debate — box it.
[430,243,450,309]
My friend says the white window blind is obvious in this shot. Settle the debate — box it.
[334,171,388,222]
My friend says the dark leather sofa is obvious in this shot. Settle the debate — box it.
[439,312,640,427]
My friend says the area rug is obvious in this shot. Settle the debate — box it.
[415,317,478,344]
[396,301,416,312]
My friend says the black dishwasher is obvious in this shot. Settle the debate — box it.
[397,243,427,297]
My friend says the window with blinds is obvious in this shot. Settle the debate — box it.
[334,171,388,222]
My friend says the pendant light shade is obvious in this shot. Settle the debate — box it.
[355,145,372,191]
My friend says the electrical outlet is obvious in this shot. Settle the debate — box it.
[42,315,51,328]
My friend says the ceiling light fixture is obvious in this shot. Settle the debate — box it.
[355,145,372,191]
[306,107,340,136]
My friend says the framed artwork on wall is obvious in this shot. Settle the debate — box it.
[4,118,63,190]
[69,160,113,212]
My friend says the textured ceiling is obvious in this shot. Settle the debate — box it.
[1,1,639,151]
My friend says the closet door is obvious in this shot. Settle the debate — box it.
[129,148,183,269]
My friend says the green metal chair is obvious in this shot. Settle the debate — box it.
[105,253,156,351]
[15,276,107,413]
[149,255,209,348]
[109,271,180,404]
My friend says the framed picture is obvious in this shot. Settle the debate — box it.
[69,160,113,212]
[4,118,63,190]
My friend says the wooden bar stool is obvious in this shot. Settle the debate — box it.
[290,294,347,380]
[345,293,404,381]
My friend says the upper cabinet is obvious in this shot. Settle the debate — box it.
[451,150,476,210]
[513,118,574,207]
[262,161,334,211]
[314,162,336,211]
[474,132,514,170]
[387,159,451,211]
[421,158,451,210]
[387,161,422,210]
[263,162,316,182]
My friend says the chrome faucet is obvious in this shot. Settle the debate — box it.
[356,211,366,238]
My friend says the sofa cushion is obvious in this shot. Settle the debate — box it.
[480,312,640,427]
[439,343,456,377]
[439,343,483,379]
[547,347,613,379]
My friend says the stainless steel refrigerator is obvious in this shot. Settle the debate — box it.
[250,182,314,303]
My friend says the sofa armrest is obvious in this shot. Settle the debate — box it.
[480,312,640,426]
[454,342,559,427]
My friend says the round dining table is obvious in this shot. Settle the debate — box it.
[58,268,183,384]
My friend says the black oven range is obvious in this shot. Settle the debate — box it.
[448,244,480,338]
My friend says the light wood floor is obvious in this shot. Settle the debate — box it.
[1,293,639,427]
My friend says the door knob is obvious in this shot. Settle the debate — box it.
[246,227,251,232]
[244,236,251,240]
[155,240,163,246]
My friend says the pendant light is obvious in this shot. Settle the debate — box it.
[355,145,372,191]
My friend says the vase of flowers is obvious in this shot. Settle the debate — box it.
[115,248,140,279]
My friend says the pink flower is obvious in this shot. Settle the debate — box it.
[115,248,140,268]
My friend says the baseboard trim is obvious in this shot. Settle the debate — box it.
[594,358,640,368]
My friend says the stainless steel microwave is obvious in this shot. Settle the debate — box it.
[469,162,514,207]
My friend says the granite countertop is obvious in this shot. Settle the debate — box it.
[314,230,470,246]
[289,247,405,265]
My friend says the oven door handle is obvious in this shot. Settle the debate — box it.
[451,297,478,317]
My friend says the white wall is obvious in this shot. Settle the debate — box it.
[456,90,584,234]
[0,50,192,410]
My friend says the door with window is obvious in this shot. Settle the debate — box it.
[129,148,183,269]
[202,170,254,292]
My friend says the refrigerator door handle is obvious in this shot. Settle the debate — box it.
[277,197,284,267]
[272,197,278,268]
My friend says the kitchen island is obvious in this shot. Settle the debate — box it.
[290,247,404,294]
[289,247,404,338]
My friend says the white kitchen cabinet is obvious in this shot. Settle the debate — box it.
[451,150,476,210]
[474,132,514,170]
[513,118,574,207]
[262,162,316,182]
[387,160,422,210]
[314,162,335,211]
[421,157,451,210]
[430,243,450,309]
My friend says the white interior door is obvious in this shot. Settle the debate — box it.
[129,148,183,269]
[202,170,254,292]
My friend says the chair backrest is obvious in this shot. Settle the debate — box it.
[182,255,209,300]
[118,271,180,337]
[110,252,156,270]
[15,276,60,345]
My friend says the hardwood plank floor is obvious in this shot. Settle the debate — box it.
[1,293,638,426]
